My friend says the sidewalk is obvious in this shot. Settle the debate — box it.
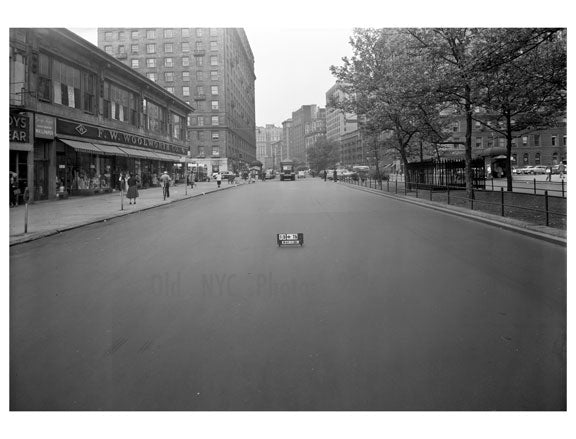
[9,181,242,246]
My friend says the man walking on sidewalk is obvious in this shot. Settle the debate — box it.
[216,172,222,188]
[159,170,172,198]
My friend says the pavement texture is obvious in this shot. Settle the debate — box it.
[9,176,565,247]
[9,180,243,246]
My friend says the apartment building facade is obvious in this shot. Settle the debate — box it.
[288,105,326,166]
[9,28,192,203]
[97,27,256,175]
[256,124,283,170]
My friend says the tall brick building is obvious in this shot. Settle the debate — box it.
[97,28,256,175]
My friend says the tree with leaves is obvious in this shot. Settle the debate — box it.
[473,28,566,191]
[307,137,340,175]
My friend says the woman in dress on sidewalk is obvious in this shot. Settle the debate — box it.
[126,173,139,205]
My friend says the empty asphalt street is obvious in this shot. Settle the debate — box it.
[10,178,566,410]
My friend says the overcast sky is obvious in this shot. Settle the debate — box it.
[70,27,354,128]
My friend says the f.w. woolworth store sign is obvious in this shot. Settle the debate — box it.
[56,118,186,155]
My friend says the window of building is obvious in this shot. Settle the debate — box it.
[196,71,204,81]
[146,58,156,68]
[197,131,205,141]
[105,32,113,41]
[195,41,204,51]
[164,58,173,67]
[164,43,173,53]
[166,86,174,94]
[534,134,540,146]
[512,153,517,163]
[165,72,174,82]
[182,28,190,37]
[552,152,559,164]
[523,153,529,165]
[118,31,125,40]
[131,59,139,68]
[104,46,113,54]
[209,28,218,36]
[82,71,96,114]
[196,28,203,37]
[143,98,167,134]
[475,137,483,148]
[196,85,204,95]
[131,44,139,53]
[211,85,218,95]
[183,86,190,96]
[196,101,205,111]
[196,56,204,66]
[146,30,156,39]
[198,146,205,156]
[210,70,218,81]
[211,131,219,140]
[210,41,218,51]
[103,81,138,125]
[182,71,190,81]
[197,116,204,126]
[563,135,567,146]
[210,56,218,66]
[452,122,459,132]
[182,42,190,52]
[164,29,174,38]
[551,135,557,146]
[498,138,505,148]
[146,44,156,54]
[171,113,185,139]
[475,120,481,128]
[212,145,220,156]
[51,59,82,110]
[535,152,541,165]
[211,100,219,111]
[211,116,219,125]
[118,45,126,54]
[146,72,157,82]
[131,30,139,39]
[182,57,190,67]
[522,136,528,146]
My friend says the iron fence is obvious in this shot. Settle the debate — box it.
[341,176,567,230]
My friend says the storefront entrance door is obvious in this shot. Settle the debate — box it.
[34,160,49,200]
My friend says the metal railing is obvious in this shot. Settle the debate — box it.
[340,176,567,229]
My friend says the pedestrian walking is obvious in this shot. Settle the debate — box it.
[216,172,222,188]
[333,169,338,182]
[323,170,327,182]
[159,170,172,199]
[559,163,565,179]
[126,173,139,205]
[119,172,128,192]
[187,172,195,189]
[545,166,552,181]
[10,172,19,207]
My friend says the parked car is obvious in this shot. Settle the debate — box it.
[518,166,535,174]
[531,165,547,175]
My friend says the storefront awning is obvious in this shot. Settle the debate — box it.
[59,138,102,154]
[156,152,181,162]
[92,143,127,156]
[117,147,157,159]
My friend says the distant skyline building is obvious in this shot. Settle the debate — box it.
[256,124,282,170]
[281,118,293,161]
[289,105,325,166]
[97,27,256,175]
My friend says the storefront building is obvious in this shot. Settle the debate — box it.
[9,28,193,203]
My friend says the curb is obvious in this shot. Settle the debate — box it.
[338,181,567,247]
[9,183,242,247]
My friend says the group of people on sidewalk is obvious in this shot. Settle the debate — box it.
[119,170,173,204]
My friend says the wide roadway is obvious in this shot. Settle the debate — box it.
[10,178,566,410]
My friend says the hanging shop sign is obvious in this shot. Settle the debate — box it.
[9,113,29,143]
[56,118,186,155]
[35,114,56,139]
